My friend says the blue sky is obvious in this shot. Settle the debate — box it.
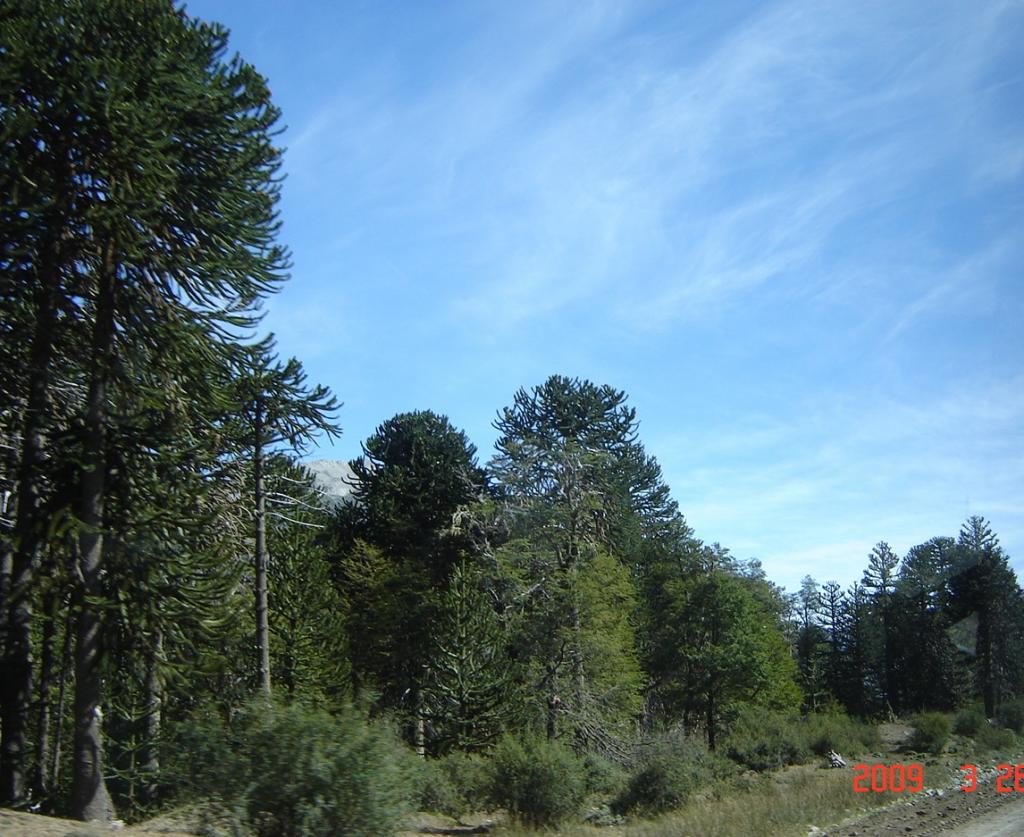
[188,0,1023,593]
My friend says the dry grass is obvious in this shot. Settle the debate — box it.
[492,764,903,837]
[622,767,897,837]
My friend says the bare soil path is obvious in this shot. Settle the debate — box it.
[823,761,1024,837]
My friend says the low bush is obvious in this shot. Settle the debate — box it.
[416,751,492,817]
[953,707,986,737]
[613,735,730,816]
[583,752,628,797]
[170,701,414,837]
[996,698,1024,735]
[488,734,587,827]
[723,709,809,771]
[910,712,952,755]
[803,711,880,757]
[416,759,462,816]
[975,724,1017,753]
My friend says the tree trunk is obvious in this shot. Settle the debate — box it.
[50,603,74,793]
[253,421,271,696]
[546,681,559,741]
[978,604,994,717]
[570,599,585,709]
[140,630,162,807]
[1,257,60,804]
[71,259,115,823]
[413,688,426,758]
[32,584,59,798]
[706,687,717,751]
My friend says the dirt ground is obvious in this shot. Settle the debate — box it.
[821,771,1024,836]
[818,746,1024,837]
[0,807,193,837]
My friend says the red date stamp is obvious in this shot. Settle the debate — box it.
[852,763,924,793]
[963,764,1024,793]
[853,763,1024,793]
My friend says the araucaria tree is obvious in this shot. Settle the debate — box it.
[331,410,487,753]
[490,376,651,741]
[227,337,340,696]
[1,0,289,819]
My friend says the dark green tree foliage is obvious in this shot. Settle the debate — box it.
[949,517,1021,716]
[227,337,340,696]
[862,542,900,714]
[423,560,519,754]
[97,363,251,812]
[490,376,652,741]
[834,581,872,716]
[332,411,487,750]
[643,549,800,749]
[794,576,829,712]
[893,537,963,711]
[265,460,348,703]
[1,0,289,816]
[345,410,486,570]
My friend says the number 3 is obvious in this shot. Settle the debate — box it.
[961,764,977,793]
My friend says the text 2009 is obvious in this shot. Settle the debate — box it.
[852,763,1024,793]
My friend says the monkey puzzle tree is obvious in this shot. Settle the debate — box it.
[227,337,340,697]
[1,0,289,817]
[949,517,1021,716]
[490,376,669,741]
[862,542,901,713]
[332,410,486,752]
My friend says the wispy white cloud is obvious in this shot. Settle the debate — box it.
[201,0,1024,591]
[655,374,1024,591]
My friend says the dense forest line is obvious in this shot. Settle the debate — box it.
[2,1,1023,830]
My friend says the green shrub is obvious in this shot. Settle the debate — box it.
[953,707,986,737]
[488,735,587,827]
[910,712,952,755]
[583,753,628,797]
[612,737,728,816]
[441,750,492,812]
[171,701,414,837]
[416,751,492,817]
[976,724,1017,753]
[723,709,809,771]
[416,759,462,816]
[996,698,1024,734]
[803,711,879,757]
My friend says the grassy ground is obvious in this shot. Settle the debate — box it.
[488,763,900,837]
[489,726,1022,837]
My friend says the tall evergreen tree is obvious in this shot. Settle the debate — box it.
[331,410,486,751]
[423,560,520,754]
[949,517,1021,715]
[1,0,290,816]
[862,542,900,714]
[228,338,340,696]
[490,376,655,739]
[894,537,963,710]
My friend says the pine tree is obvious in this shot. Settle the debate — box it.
[862,542,901,714]
[794,576,829,711]
[423,560,519,754]
[1,0,290,815]
[331,411,486,751]
[228,338,340,696]
[950,517,1021,715]
[491,376,652,738]
[894,537,963,710]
